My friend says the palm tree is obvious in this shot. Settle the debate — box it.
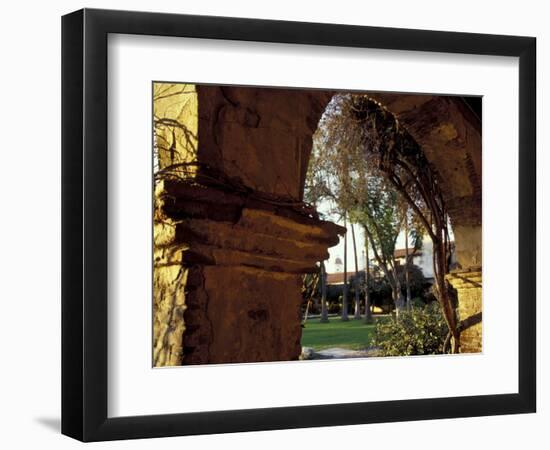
[404,212,412,310]
[341,214,350,321]
[364,229,373,323]
[351,222,361,319]
[320,261,329,323]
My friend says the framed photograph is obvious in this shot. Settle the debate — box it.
[61,8,536,442]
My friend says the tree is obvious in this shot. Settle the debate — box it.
[363,231,373,323]
[396,263,428,301]
[301,270,320,323]
[351,176,408,317]
[303,160,333,324]
[404,210,411,310]
[351,222,361,319]
[320,261,329,323]
[341,214,350,321]
[309,95,410,318]
[308,93,459,352]
[338,95,459,352]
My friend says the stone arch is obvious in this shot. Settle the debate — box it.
[153,85,482,365]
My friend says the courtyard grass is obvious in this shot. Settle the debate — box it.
[301,315,383,351]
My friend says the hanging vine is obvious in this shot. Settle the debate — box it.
[343,95,459,352]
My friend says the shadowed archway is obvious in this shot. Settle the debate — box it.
[153,85,482,365]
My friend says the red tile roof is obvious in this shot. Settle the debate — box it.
[326,272,347,285]
[393,248,421,259]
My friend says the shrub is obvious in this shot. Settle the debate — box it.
[328,301,341,314]
[371,302,448,356]
[411,297,426,308]
[396,264,428,299]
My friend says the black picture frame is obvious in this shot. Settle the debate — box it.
[62,8,536,442]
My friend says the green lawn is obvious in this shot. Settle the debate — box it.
[301,316,380,351]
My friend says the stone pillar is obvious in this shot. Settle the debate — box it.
[446,268,482,353]
[154,180,344,365]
